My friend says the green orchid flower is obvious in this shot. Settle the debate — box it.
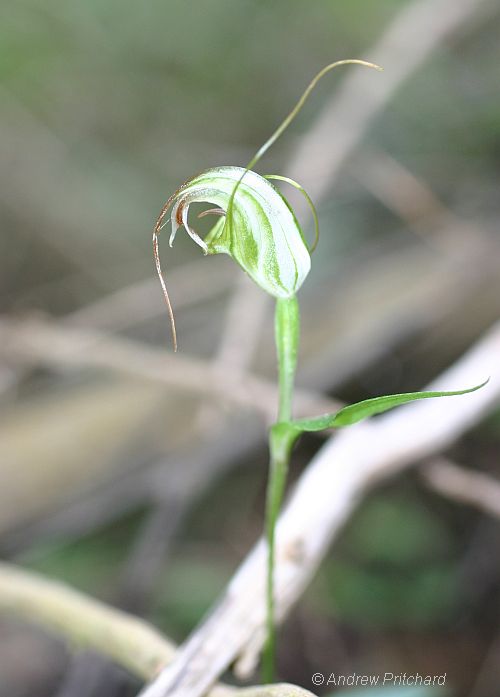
[161,166,311,299]
[151,59,487,686]
[153,59,379,351]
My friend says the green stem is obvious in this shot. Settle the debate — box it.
[275,297,299,423]
[263,296,299,683]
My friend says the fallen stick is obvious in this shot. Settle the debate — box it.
[139,320,500,697]
[422,458,500,519]
[0,562,315,697]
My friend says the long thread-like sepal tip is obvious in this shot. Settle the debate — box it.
[153,232,178,352]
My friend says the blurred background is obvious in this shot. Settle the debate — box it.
[1,1,500,696]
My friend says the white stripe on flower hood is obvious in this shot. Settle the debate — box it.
[168,166,311,299]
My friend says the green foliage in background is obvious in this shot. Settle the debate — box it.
[310,494,461,628]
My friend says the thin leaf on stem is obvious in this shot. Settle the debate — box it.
[292,380,489,433]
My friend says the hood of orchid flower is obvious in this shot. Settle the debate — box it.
[164,166,311,299]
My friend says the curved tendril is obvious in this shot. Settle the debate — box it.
[265,174,320,253]
[153,231,177,352]
[250,59,382,170]
[153,183,189,351]
[225,58,382,251]
[155,60,382,349]
[153,201,227,351]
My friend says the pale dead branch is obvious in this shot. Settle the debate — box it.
[422,458,500,519]
[0,562,315,697]
[195,275,271,431]
[287,0,497,206]
[138,320,500,697]
[0,561,173,681]
[0,316,338,421]
[213,276,270,376]
[349,148,485,251]
[68,256,237,332]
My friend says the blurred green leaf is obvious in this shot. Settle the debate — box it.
[308,493,459,629]
[23,510,145,596]
[154,557,231,636]
[321,560,457,628]
[345,498,453,564]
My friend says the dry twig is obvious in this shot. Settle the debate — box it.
[287,0,497,206]
[0,562,315,697]
[0,316,337,421]
[138,319,500,697]
[422,458,500,519]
